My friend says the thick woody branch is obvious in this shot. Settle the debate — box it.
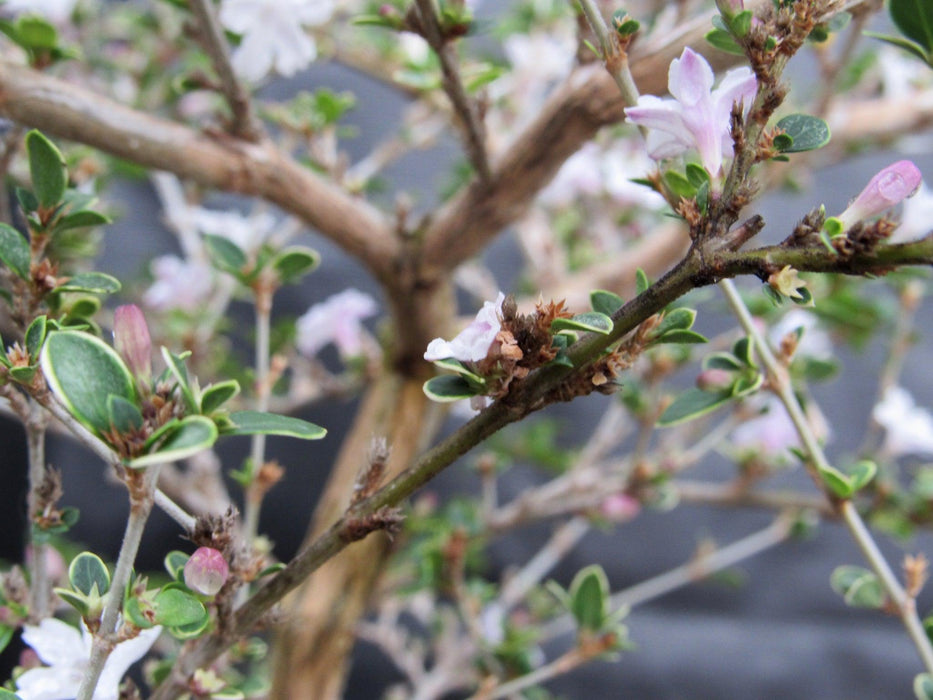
[0,62,397,281]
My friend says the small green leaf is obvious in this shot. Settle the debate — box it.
[732,336,756,367]
[203,233,247,275]
[703,352,743,371]
[848,460,877,493]
[775,114,831,153]
[41,331,136,434]
[655,308,696,335]
[161,347,198,414]
[164,551,190,582]
[69,551,111,597]
[15,187,38,214]
[569,565,609,633]
[430,358,486,388]
[819,465,853,498]
[864,31,931,64]
[914,673,933,700]
[890,0,933,54]
[424,374,479,402]
[731,371,763,397]
[635,268,650,295]
[167,614,211,639]
[200,379,241,414]
[830,565,885,608]
[0,223,31,279]
[222,410,327,440]
[654,329,709,345]
[13,16,58,49]
[550,312,613,335]
[0,624,14,657]
[54,587,90,617]
[152,587,208,627]
[658,388,733,426]
[25,315,47,359]
[56,272,121,294]
[128,416,219,468]
[705,28,745,54]
[26,130,68,209]
[107,395,143,433]
[272,246,321,285]
[590,289,624,316]
[54,210,111,232]
[730,10,753,37]
[663,170,696,199]
[9,366,36,383]
[685,163,710,189]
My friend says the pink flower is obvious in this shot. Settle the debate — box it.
[296,288,378,359]
[600,494,640,522]
[184,547,230,596]
[113,305,152,388]
[834,161,923,232]
[143,256,214,312]
[424,292,505,363]
[624,48,757,174]
[872,386,933,457]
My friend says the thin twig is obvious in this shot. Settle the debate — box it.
[25,399,49,620]
[412,0,490,182]
[187,0,261,140]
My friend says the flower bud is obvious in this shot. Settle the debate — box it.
[113,304,152,389]
[184,547,229,596]
[696,368,734,393]
[835,160,923,232]
[600,493,640,522]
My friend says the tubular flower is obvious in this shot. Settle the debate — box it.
[624,47,757,175]
[424,292,505,363]
[834,160,923,233]
[295,288,379,359]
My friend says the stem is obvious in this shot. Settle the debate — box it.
[187,0,261,140]
[718,278,933,674]
[25,400,49,620]
[575,0,642,111]
[243,287,272,547]
[77,466,161,700]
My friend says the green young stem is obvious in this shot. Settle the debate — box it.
[243,288,272,548]
[718,278,933,674]
[25,399,49,620]
[77,465,161,700]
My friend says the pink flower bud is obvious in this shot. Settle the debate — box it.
[184,547,229,596]
[600,493,640,522]
[696,368,735,392]
[113,304,152,388]
[836,160,923,231]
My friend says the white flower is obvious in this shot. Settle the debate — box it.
[424,292,504,363]
[769,309,832,360]
[3,0,77,23]
[872,386,933,457]
[219,0,334,83]
[190,208,277,253]
[143,255,214,312]
[296,288,379,358]
[730,397,801,457]
[891,181,933,243]
[16,618,161,700]
[624,47,757,174]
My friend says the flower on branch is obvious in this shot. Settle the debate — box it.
[143,256,215,312]
[16,617,161,700]
[890,181,933,243]
[219,0,335,83]
[296,288,379,359]
[184,546,230,596]
[623,47,757,175]
[424,292,505,363]
[872,386,933,457]
[833,160,923,233]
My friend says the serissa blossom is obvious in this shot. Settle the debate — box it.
[16,618,161,700]
[872,386,933,457]
[891,181,933,243]
[219,0,334,83]
[143,255,214,312]
[424,292,505,363]
[834,160,922,232]
[624,47,757,175]
[296,288,378,359]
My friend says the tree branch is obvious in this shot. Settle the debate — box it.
[0,62,397,281]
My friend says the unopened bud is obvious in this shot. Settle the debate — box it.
[113,304,152,389]
[184,547,229,596]
[696,368,734,393]
[835,161,922,232]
